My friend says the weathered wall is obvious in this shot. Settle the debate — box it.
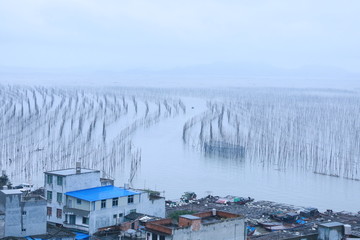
[171,218,245,240]
[0,192,46,237]
[318,226,344,240]
[137,192,165,218]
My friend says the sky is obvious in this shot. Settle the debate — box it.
[0,0,360,76]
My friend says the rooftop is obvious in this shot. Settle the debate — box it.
[180,214,201,220]
[145,211,243,235]
[319,222,345,228]
[65,185,140,202]
[0,189,24,195]
[45,168,99,176]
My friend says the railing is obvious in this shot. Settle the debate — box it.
[63,221,89,232]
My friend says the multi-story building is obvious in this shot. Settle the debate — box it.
[145,210,246,240]
[63,185,165,234]
[44,163,102,225]
[0,189,47,237]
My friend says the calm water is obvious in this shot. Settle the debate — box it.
[130,98,360,213]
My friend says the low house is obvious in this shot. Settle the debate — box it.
[0,189,47,237]
[63,185,165,234]
[144,210,246,240]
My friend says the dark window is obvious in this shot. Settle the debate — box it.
[130,209,136,213]
[47,175,53,184]
[77,199,82,204]
[152,233,158,240]
[159,236,165,240]
[112,197,118,206]
[101,199,106,208]
[119,213,123,217]
[22,228,26,232]
[113,214,117,218]
[47,207,52,216]
[22,211,27,216]
[47,191,52,201]
[57,193,62,203]
[82,217,89,225]
[56,209,62,218]
[69,215,75,224]
[57,176,63,185]
[128,195,134,204]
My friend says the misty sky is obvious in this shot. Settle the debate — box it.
[1,0,359,73]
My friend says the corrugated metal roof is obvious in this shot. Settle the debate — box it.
[65,185,139,202]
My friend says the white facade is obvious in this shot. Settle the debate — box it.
[44,168,101,225]
[0,189,47,237]
[63,186,165,234]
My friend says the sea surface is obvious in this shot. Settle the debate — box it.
[130,98,360,213]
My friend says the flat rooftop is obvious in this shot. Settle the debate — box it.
[44,168,99,176]
[65,185,140,202]
[0,189,24,195]
[180,214,201,220]
[319,222,344,228]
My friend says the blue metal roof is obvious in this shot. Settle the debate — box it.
[65,185,139,202]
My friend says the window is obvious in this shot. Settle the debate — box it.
[128,195,134,204]
[47,175,53,184]
[22,228,26,232]
[57,193,62,203]
[47,191,52,201]
[119,213,123,217]
[130,209,136,213]
[47,207,52,216]
[113,214,117,219]
[112,198,118,207]
[101,200,106,208]
[56,209,62,218]
[82,217,89,225]
[22,211,27,216]
[77,199,82,204]
[57,176,63,185]
[159,236,165,240]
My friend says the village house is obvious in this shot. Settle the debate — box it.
[0,188,47,237]
[63,185,165,234]
[44,162,113,225]
[144,209,246,240]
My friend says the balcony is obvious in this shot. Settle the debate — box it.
[63,221,89,232]
[63,206,90,217]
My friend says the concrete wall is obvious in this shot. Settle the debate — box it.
[172,218,245,240]
[45,171,101,224]
[147,218,245,240]
[137,192,165,218]
[0,214,5,238]
[318,226,344,240]
[0,192,46,237]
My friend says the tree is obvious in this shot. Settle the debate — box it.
[0,173,12,189]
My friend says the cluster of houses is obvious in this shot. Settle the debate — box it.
[0,163,246,240]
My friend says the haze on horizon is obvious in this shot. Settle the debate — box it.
[0,0,360,87]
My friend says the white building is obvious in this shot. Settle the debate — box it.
[44,164,102,225]
[0,189,47,237]
[63,185,165,234]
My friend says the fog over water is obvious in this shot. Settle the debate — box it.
[1,0,360,213]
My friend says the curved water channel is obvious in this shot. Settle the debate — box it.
[130,97,360,213]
